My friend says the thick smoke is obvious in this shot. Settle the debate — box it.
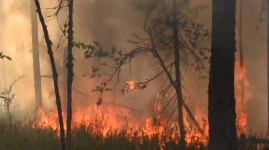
[0,0,267,134]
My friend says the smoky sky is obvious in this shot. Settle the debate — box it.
[0,0,267,134]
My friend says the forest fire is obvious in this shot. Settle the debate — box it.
[0,0,264,149]
[234,58,251,134]
[32,58,251,146]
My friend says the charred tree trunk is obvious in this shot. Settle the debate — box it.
[31,0,42,108]
[63,47,68,115]
[267,0,269,137]
[239,0,243,68]
[66,0,74,149]
[34,0,66,150]
[172,0,186,147]
[208,0,237,149]
[239,0,246,132]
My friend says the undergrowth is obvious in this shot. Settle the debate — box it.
[0,115,208,150]
[0,116,266,150]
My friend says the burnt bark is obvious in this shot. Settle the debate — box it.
[208,0,237,149]
[239,0,245,133]
[267,0,269,137]
[34,0,66,150]
[66,0,74,149]
[63,47,68,116]
[172,0,186,147]
[31,0,43,108]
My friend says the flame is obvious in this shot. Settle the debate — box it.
[125,80,136,90]
[32,57,250,147]
[234,58,251,133]
[0,0,251,148]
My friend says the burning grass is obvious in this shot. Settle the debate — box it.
[0,114,208,150]
[0,57,252,149]
[31,108,209,149]
[0,114,264,150]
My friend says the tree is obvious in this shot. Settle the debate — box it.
[208,0,237,149]
[34,1,66,150]
[63,47,68,116]
[75,0,209,146]
[66,0,74,149]
[172,0,185,146]
[31,0,43,109]
[266,0,269,138]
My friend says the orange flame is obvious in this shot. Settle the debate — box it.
[32,57,250,147]
[125,80,136,90]
[234,58,251,133]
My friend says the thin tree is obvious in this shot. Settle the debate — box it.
[172,0,185,146]
[31,0,43,109]
[267,0,269,137]
[66,0,74,149]
[75,0,210,145]
[208,0,237,149]
[34,0,66,149]
[63,47,68,115]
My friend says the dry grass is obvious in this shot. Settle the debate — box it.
[0,114,266,150]
[0,115,209,150]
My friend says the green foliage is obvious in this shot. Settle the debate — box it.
[73,41,110,59]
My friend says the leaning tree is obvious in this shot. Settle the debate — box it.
[34,0,66,150]
[74,0,210,146]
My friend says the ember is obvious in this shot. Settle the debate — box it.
[125,80,136,90]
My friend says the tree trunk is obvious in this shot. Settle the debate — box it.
[31,0,43,108]
[239,0,246,133]
[172,0,186,147]
[66,0,74,149]
[208,0,237,149]
[34,0,66,149]
[63,47,68,115]
[267,0,269,138]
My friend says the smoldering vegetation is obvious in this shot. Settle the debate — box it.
[0,0,267,149]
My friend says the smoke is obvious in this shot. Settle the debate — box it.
[189,0,268,134]
[237,0,268,134]
[0,0,35,117]
[0,0,267,135]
